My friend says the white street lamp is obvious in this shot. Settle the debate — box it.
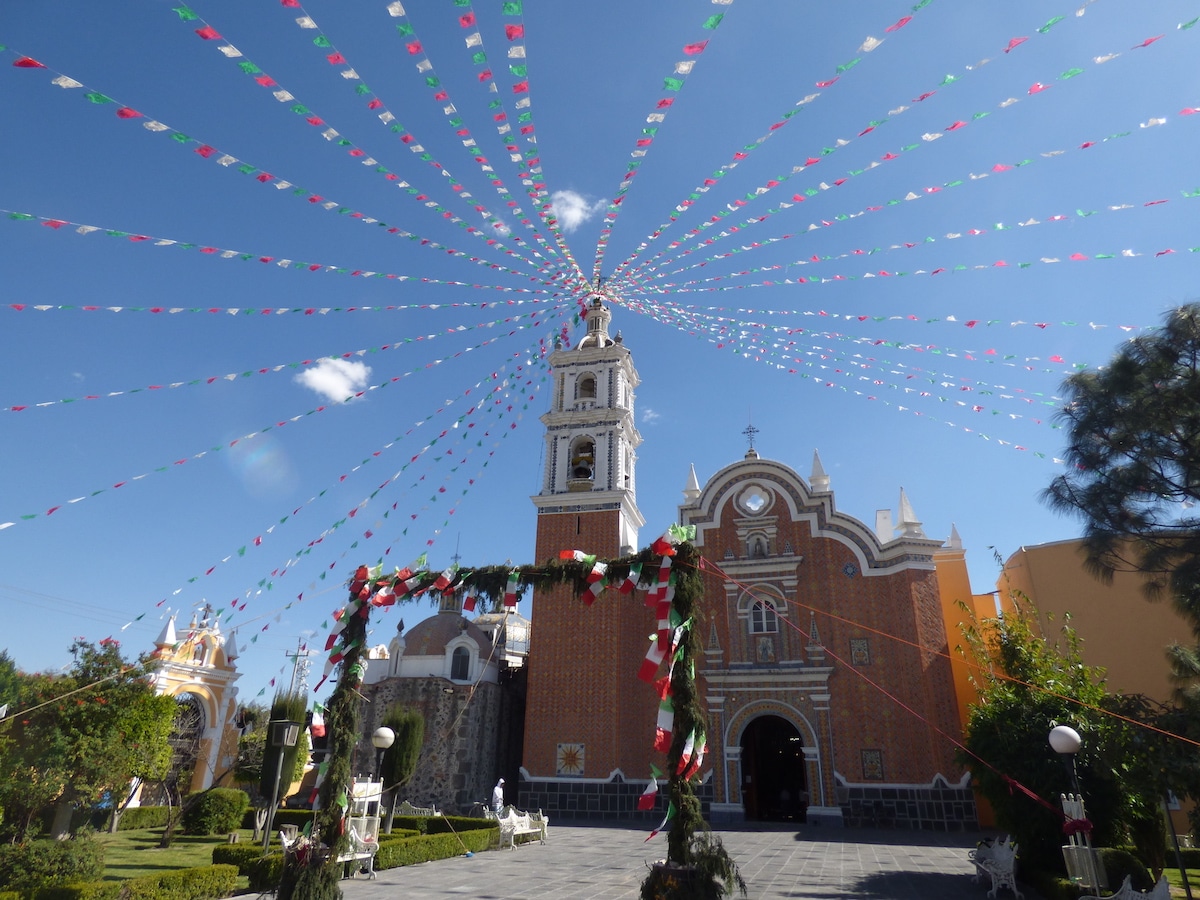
[1049,725,1103,893]
[371,726,395,783]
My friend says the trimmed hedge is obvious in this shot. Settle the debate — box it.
[33,885,120,900]
[182,791,249,837]
[387,815,494,836]
[243,826,497,891]
[1099,847,1152,892]
[29,865,237,900]
[112,807,172,832]
[0,837,105,892]
[374,829,494,869]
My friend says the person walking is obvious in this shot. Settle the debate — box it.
[492,777,505,812]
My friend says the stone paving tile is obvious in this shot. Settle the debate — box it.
[341,822,1038,900]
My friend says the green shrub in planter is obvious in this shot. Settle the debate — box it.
[182,790,250,836]
[0,836,105,892]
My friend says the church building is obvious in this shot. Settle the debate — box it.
[518,295,976,830]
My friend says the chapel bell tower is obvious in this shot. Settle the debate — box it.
[531,293,644,556]
[523,293,652,801]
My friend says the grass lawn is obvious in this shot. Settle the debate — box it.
[1162,868,1200,897]
[96,828,264,884]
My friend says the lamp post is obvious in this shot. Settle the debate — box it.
[1049,725,1102,893]
[372,726,394,781]
[262,720,301,853]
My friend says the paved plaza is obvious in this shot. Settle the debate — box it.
[342,821,1028,900]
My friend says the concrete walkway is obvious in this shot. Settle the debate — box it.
[341,821,1029,900]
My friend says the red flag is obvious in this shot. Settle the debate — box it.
[195,26,222,40]
[13,57,46,68]
[885,16,912,32]
[505,24,524,40]
[1003,36,1028,53]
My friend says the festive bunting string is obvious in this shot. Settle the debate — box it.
[611,0,938,285]
[0,208,561,289]
[590,0,736,281]
[641,302,1079,384]
[636,302,1153,334]
[168,5,550,278]
[617,300,1061,460]
[3,304,554,412]
[1,49,545,281]
[484,0,589,286]
[369,0,584,287]
[617,10,1197,287]
[627,302,1072,426]
[643,237,1200,294]
[267,357,549,635]
[160,344,554,641]
[650,181,1200,292]
[262,335,555,604]
[4,295,551,315]
[0,315,555,529]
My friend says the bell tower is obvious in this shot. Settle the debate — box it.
[523,294,655,813]
[531,294,644,555]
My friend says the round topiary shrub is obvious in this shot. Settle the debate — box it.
[1100,847,1152,892]
[0,835,105,892]
[182,788,251,836]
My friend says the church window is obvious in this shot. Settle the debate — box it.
[749,597,778,634]
[577,374,596,400]
[450,646,470,680]
[724,549,734,560]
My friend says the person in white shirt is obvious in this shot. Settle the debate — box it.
[492,778,505,812]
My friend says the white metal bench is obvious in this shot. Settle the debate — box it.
[1079,874,1170,900]
[334,826,379,878]
[496,806,547,849]
[396,800,439,817]
[968,836,1022,899]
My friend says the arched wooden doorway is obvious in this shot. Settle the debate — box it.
[740,714,807,822]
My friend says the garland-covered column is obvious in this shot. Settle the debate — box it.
[279,570,372,900]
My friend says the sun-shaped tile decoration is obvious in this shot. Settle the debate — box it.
[556,742,585,776]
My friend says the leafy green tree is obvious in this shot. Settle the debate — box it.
[232,703,267,795]
[958,595,1132,874]
[259,691,309,806]
[0,640,176,841]
[1044,302,1200,627]
[379,706,424,832]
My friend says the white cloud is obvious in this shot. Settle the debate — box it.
[551,190,607,233]
[294,358,371,403]
[641,408,661,424]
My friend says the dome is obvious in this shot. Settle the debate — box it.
[400,610,490,658]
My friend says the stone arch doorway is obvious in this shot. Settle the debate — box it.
[740,714,807,822]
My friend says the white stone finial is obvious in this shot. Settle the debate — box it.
[896,487,926,538]
[875,510,894,543]
[810,450,830,492]
[683,463,701,504]
[947,523,962,549]
[155,614,177,648]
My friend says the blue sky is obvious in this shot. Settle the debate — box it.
[2,0,1199,702]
